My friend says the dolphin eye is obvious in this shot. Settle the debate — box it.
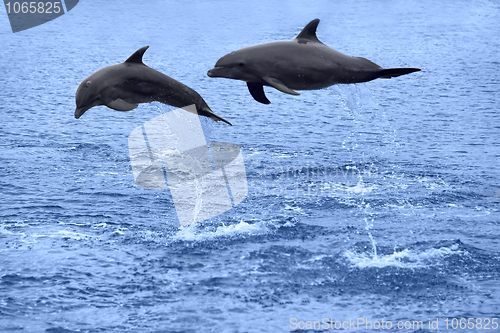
[238,62,245,67]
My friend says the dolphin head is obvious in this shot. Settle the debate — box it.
[207,50,261,82]
[74,74,104,119]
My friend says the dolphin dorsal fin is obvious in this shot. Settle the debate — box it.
[125,46,149,64]
[295,19,321,43]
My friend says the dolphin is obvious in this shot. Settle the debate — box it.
[207,19,420,104]
[75,46,231,125]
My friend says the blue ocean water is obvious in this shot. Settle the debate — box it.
[1,0,499,332]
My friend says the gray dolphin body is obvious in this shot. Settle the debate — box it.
[207,19,420,104]
[75,46,231,125]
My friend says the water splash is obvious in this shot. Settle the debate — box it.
[364,217,378,260]
[345,243,467,269]
[170,219,285,243]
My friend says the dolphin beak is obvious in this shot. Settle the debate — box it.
[207,67,222,78]
[74,105,92,119]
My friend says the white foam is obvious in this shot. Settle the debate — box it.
[171,219,279,242]
[346,180,377,195]
[322,179,378,197]
[284,204,305,214]
[0,226,15,235]
[344,244,467,269]
[31,230,93,240]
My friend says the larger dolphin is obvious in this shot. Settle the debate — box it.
[207,19,420,104]
[75,46,231,125]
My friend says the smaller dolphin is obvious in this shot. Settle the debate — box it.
[207,19,421,104]
[75,46,231,125]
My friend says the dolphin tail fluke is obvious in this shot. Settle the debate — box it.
[199,107,232,126]
[378,68,421,79]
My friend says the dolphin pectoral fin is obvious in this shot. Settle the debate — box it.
[263,77,300,96]
[107,99,139,111]
[247,82,271,104]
